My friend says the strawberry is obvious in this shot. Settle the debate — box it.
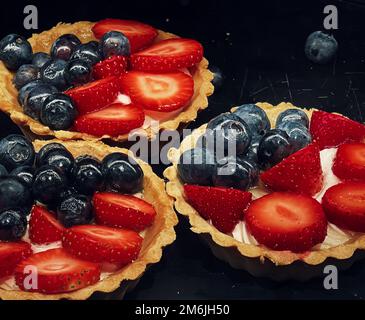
[15,248,100,294]
[29,205,64,245]
[93,192,156,231]
[333,143,365,182]
[260,144,323,196]
[65,76,120,114]
[0,241,32,278]
[74,103,145,137]
[183,185,252,233]
[93,55,129,79]
[119,71,194,112]
[62,225,143,265]
[245,192,327,252]
[322,182,365,232]
[310,110,365,150]
[130,38,204,72]
[92,19,158,53]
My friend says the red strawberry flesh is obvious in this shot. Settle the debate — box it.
[93,55,129,79]
[0,241,32,278]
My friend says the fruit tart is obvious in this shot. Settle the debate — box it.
[164,102,365,280]
[0,20,214,141]
[0,136,177,299]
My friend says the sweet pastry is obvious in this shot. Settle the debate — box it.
[164,102,365,280]
[0,20,214,141]
[0,137,177,299]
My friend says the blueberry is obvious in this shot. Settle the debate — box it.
[0,209,27,241]
[40,59,68,90]
[57,194,93,228]
[71,42,101,66]
[13,64,40,90]
[0,134,35,171]
[276,109,309,128]
[0,34,32,70]
[277,122,312,152]
[73,156,103,195]
[238,156,260,187]
[51,34,81,61]
[207,112,247,130]
[24,83,58,120]
[36,142,67,165]
[0,164,8,178]
[75,154,98,167]
[305,31,338,64]
[257,129,294,170]
[32,52,51,68]
[245,135,261,162]
[40,93,77,130]
[233,104,271,137]
[210,65,224,90]
[38,148,75,177]
[17,80,43,106]
[99,31,130,59]
[57,187,78,204]
[102,153,143,194]
[65,58,92,86]
[0,177,33,215]
[177,147,215,185]
[32,165,68,204]
[10,166,34,187]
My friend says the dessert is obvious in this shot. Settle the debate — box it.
[0,137,177,299]
[164,102,365,280]
[0,20,214,141]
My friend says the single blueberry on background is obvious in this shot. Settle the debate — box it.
[0,209,27,241]
[57,194,93,228]
[277,122,312,152]
[10,166,34,187]
[51,34,81,61]
[71,42,102,66]
[65,58,92,86]
[276,108,309,128]
[40,59,68,90]
[17,80,43,106]
[99,31,131,59]
[305,31,338,64]
[0,34,32,70]
[13,64,40,90]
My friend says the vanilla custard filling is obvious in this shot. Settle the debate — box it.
[232,148,359,251]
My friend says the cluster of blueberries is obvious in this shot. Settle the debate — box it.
[177,104,311,190]
[0,31,130,130]
[0,134,143,241]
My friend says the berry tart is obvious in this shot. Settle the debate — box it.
[0,20,214,141]
[164,102,365,280]
[0,136,177,299]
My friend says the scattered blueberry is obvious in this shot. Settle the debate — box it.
[32,52,51,68]
[245,135,261,162]
[13,64,40,90]
[99,31,130,59]
[0,34,32,70]
[0,134,35,171]
[57,187,78,205]
[36,142,67,165]
[38,148,75,177]
[238,156,260,187]
[65,58,92,86]
[305,31,338,64]
[71,42,101,66]
[73,156,103,195]
[17,80,43,106]
[51,34,81,61]
[102,152,143,193]
[57,194,93,228]
[40,59,68,90]
[0,209,27,240]
[10,166,34,187]
[207,112,247,131]
[276,109,309,128]
[0,164,7,178]
[40,93,77,130]
[277,122,312,152]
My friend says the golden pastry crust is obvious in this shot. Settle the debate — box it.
[0,21,214,142]
[164,102,365,266]
[0,139,178,300]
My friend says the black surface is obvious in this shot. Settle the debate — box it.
[2,0,365,299]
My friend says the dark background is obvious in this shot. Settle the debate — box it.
[1,0,365,299]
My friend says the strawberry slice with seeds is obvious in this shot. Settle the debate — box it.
[15,248,100,294]
[333,143,365,182]
[62,225,143,265]
[29,205,64,245]
[93,55,129,79]
[0,241,32,278]
[119,71,194,112]
[310,110,365,150]
[260,144,323,196]
[245,192,327,252]
[74,103,145,137]
[65,76,120,115]
[93,192,156,232]
[92,19,158,53]
[322,182,365,232]
[130,38,204,72]
[184,185,252,233]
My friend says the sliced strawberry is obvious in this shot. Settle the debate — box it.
[260,144,323,196]
[0,241,32,278]
[15,248,100,294]
[322,182,365,232]
[119,71,194,112]
[74,103,145,137]
[245,192,327,252]
[29,205,64,245]
[184,185,252,233]
[93,55,129,79]
[93,192,156,231]
[65,76,120,114]
[92,19,158,53]
[333,143,365,182]
[62,225,143,265]
[130,38,203,72]
[310,110,365,150]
